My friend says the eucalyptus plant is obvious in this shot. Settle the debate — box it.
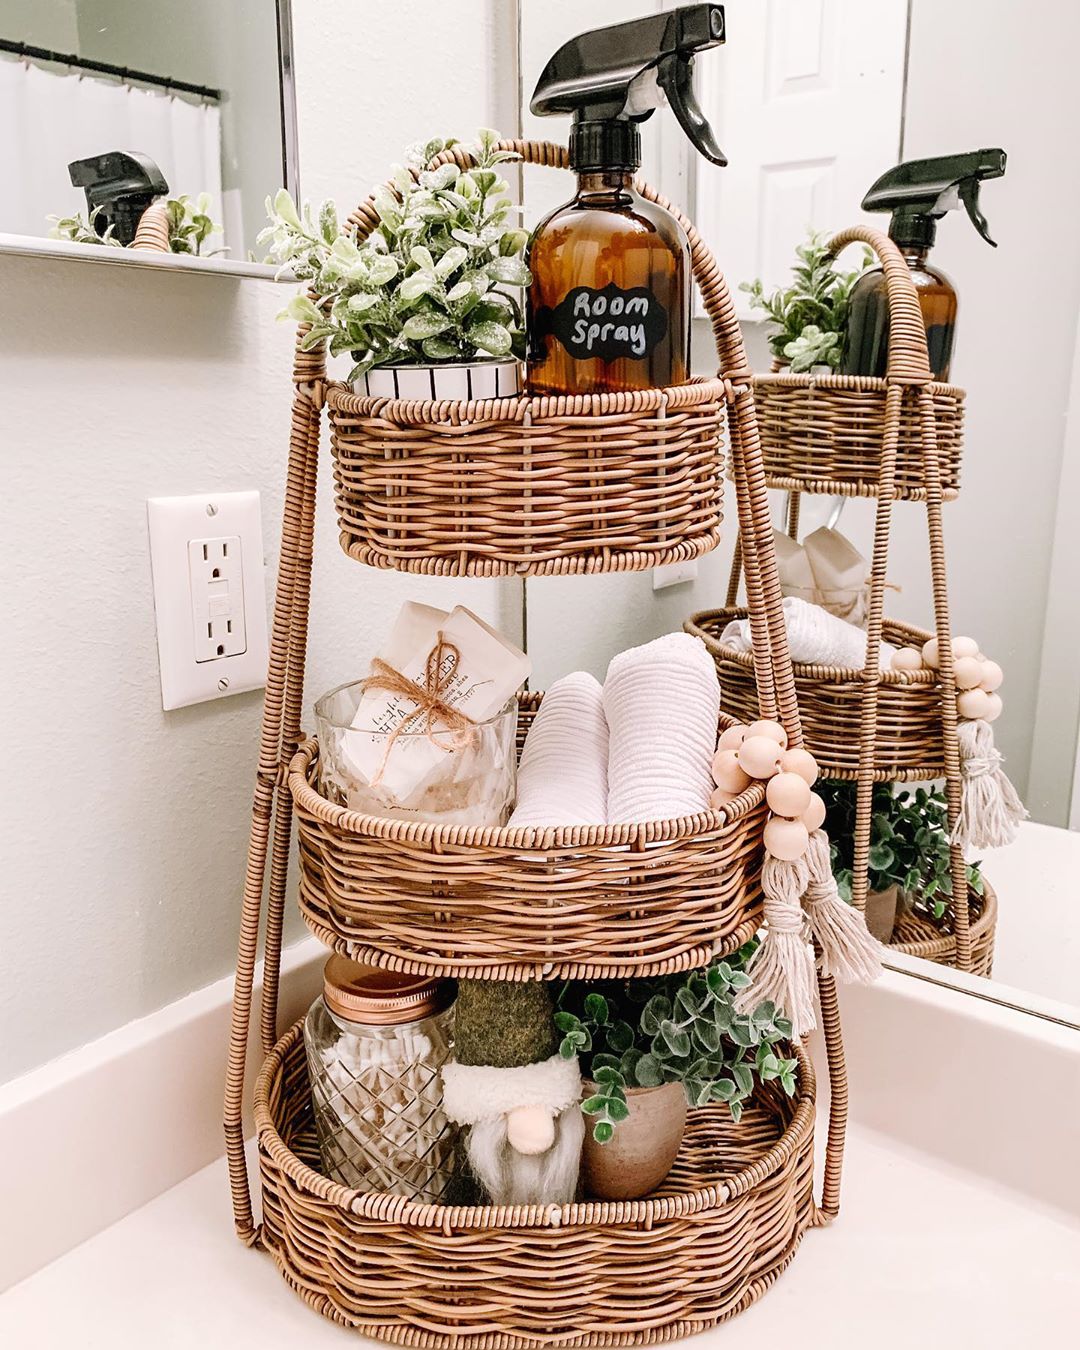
[261,129,531,381]
[816,779,983,921]
[740,229,874,372]
[555,947,797,1143]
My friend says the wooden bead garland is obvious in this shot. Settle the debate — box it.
[712,721,822,864]
[887,632,1006,723]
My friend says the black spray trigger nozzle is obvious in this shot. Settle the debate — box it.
[657,51,727,167]
[958,178,996,247]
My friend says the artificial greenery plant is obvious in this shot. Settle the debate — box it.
[555,945,797,1143]
[48,193,223,256]
[816,779,983,922]
[740,229,873,372]
[261,129,530,382]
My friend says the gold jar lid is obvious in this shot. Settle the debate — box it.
[323,956,453,1026]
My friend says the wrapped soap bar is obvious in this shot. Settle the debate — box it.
[341,602,531,808]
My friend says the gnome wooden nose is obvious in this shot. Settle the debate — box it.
[507,1104,556,1154]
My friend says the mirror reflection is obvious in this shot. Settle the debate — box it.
[519,0,1080,1019]
[0,0,291,261]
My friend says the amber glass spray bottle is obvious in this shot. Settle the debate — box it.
[526,6,729,396]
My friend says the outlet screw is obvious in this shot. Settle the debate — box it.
[217,677,230,691]
[206,502,218,516]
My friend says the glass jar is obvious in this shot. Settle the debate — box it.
[313,679,518,827]
[304,956,458,1203]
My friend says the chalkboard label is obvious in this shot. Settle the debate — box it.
[544,283,668,362]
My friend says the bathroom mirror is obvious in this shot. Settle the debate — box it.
[0,0,296,268]
[520,0,1080,1026]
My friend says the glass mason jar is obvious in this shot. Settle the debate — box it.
[313,680,519,828]
[304,956,458,1203]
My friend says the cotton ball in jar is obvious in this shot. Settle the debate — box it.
[746,718,788,748]
[983,692,1003,722]
[957,687,992,721]
[980,660,1004,692]
[779,746,819,786]
[764,815,809,861]
[766,771,812,818]
[953,656,984,690]
[717,723,749,751]
[952,636,980,659]
[891,646,923,673]
[736,734,784,779]
[712,748,752,793]
[802,791,826,833]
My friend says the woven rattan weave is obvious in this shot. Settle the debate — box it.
[712,225,994,974]
[688,610,947,780]
[256,1024,818,1346]
[224,141,850,1345]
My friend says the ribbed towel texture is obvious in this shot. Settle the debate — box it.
[508,672,608,827]
[604,632,720,824]
[720,596,896,671]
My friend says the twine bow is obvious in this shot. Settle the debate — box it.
[359,633,479,788]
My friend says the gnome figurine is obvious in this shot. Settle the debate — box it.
[442,980,584,1206]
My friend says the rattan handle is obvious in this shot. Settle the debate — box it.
[828,225,934,383]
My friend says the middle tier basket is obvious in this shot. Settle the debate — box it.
[224,139,852,1347]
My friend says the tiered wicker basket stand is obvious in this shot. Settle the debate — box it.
[688,226,995,975]
[223,141,851,1344]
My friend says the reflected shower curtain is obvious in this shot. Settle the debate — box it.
[0,56,223,244]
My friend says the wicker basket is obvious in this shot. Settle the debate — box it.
[225,139,852,1342]
[255,1022,817,1347]
[328,378,725,576]
[687,609,947,780]
[751,227,965,501]
[891,878,996,975]
[293,695,766,980]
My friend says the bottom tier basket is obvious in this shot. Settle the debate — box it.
[254,1022,818,1348]
[890,878,997,976]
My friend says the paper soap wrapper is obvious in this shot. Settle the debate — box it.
[342,603,530,803]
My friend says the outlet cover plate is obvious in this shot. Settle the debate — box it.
[148,492,268,709]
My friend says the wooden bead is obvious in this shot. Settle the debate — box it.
[710,786,739,809]
[979,659,1004,692]
[736,734,784,780]
[921,637,940,668]
[957,687,991,721]
[984,691,1003,723]
[891,646,924,673]
[746,718,788,748]
[766,772,812,818]
[953,655,984,690]
[764,816,809,861]
[779,746,818,786]
[952,636,980,659]
[717,723,748,751]
[802,791,826,832]
[711,748,752,793]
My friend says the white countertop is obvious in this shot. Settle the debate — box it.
[2,1126,1077,1349]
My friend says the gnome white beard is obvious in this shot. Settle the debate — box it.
[465,1104,585,1207]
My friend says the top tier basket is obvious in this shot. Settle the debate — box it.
[751,227,966,500]
[224,140,852,1349]
[303,140,727,576]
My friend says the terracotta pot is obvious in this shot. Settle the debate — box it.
[580,1081,687,1201]
[865,884,901,944]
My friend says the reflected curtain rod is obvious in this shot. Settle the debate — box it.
[0,38,222,102]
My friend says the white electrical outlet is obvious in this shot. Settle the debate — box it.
[148,492,268,710]
[652,559,699,591]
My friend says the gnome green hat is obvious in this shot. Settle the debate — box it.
[443,980,583,1206]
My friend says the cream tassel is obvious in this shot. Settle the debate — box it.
[954,719,1027,850]
[734,854,817,1038]
[803,829,886,983]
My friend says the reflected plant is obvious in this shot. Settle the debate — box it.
[555,945,797,1143]
[47,205,122,248]
[261,129,530,380]
[47,194,223,256]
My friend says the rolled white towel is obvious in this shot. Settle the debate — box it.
[604,632,719,824]
[719,596,896,671]
[508,672,608,827]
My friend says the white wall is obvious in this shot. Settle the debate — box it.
[0,0,518,1083]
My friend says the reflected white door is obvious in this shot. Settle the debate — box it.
[695,0,907,316]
